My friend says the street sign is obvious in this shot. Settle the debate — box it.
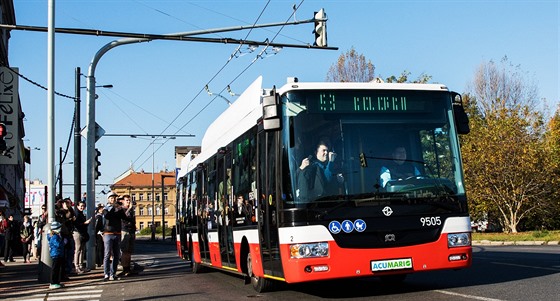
[81,122,105,142]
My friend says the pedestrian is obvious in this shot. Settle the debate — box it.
[20,215,34,263]
[54,197,75,278]
[102,192,133,281]
[35,205,48,260]
[0,210,7,259]
[47,221,66,289]
[73,201,92,273]
[119,195,137,276]
[94,203,105,267]
[3,214,18,262]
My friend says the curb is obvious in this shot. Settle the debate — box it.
[473,240,560,246]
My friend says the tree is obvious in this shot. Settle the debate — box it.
[461,57,550,233]
[326,47,432,84]
[326,46,375,82]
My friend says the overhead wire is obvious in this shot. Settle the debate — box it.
[129,0,276,171]
[132,0,305,171]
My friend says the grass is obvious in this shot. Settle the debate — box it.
[472,230,560,242]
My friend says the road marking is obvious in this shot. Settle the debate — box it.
[492,261,560,271]
[18,286,103,301]
[435,290,505,301]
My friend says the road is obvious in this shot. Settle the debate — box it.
[4,242,558,300]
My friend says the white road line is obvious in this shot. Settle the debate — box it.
[492,261,560,271]
[46,295,101,300]
[434,290,505,301]
[48,290,103,295]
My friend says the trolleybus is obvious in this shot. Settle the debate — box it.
[175,76,472,292]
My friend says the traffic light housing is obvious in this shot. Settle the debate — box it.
[359,152,368,168]
[0,123,6,153]
[94,148,101,180]
[313,8,327,47]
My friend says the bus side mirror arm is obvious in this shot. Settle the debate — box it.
[262,88,282,131]
[451,92,470,135]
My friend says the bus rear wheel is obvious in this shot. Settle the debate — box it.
[247,253,274,293]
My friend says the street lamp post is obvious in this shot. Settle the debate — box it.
[161,174,174,241]
[151,142,156,241]
[26,147,40,210]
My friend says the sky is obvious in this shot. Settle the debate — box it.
[9,0,559,202]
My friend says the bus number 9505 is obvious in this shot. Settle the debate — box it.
[420,216,441,227]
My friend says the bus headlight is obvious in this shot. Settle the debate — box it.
[290,242,329,258]
[447,233,471,247]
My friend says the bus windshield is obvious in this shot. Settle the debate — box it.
[282,89,466,207]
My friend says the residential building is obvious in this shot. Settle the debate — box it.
[111,169,176,233]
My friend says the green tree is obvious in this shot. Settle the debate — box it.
[461,57,550,233]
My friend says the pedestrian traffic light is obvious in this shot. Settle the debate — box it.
[313,8,327,47]
[359,152,368,168]
[94,148,101,180]
[0,123,7,153]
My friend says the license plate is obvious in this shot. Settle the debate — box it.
[371,258,413,272]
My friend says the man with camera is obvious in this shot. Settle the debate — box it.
[102,192,132,281]
[119,194,138,276]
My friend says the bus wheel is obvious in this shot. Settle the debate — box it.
[247,253,274,292]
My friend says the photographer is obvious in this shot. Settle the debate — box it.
[102,192,133,281]
[119,195,138,276]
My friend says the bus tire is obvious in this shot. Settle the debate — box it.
[247,252,274,293]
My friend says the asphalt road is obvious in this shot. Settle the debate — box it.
[4,242,559,300]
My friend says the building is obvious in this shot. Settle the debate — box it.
[110,169,176,233]
[0,0,27,220]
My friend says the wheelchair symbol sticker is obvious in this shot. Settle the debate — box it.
[328,221,341,234]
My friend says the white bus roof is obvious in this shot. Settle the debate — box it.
[276,79,449,95]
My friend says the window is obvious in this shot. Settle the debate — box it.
[156,193,160,202]
[131,194,137,202]
[148,207,153,216]
[156,206,161,215]
[164,192,168,201]
[139,222,144,230]
[148,193,152,201]
[139,207,144,216]
[139,194,144,201]
[165,207,169,215]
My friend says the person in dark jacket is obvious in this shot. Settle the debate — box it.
[94,204,105,267]
[20,215,34,263]
[102,192,132,281]
[3,214,18,262]
[73,201,92,273]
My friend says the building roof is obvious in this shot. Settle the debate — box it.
[111,171,176,189]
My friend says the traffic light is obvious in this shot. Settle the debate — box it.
[313,8,327,47]
[0,123,6,153]
[94,148,101,180]
[359,152,368,168]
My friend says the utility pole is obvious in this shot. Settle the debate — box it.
[58,146,63,197]
[161,174,175,241]
[74,67,81,208]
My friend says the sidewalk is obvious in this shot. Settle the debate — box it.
[0,258,106,299]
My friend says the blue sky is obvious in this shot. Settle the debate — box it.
[10,0,559,202]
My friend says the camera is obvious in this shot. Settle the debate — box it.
[132,200,137,206]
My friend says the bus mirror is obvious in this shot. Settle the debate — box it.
[452,92,470,135]
[262,91,282,131]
